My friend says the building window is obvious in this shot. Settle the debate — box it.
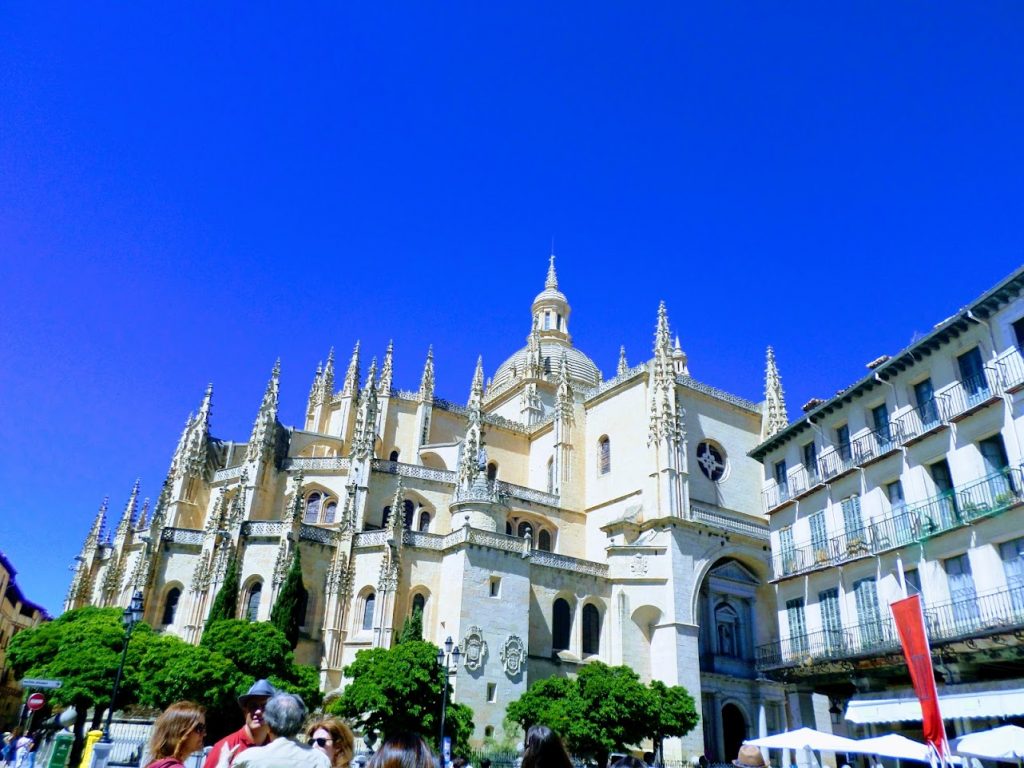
[819,588,842,652]
[552,598,571,651]
[786,598,806,654]
[418,511,431,532]
[1013,317,1024,349]
[957,346,989,403]
[161,587,181,626]
[304,492,322,524]
[486,683,497,702]
[773,460,788,496]
[1000,538,1024,612]
[538,529,552,552]
[412,593,426,615]
[489,577,501,598]
[904,568,921,596]
[871,403,892,444]
[802,441,818,482]
[544,311,551,330]
[841,495,863,540]
[914,378,939,426]
[809,511,827,561]
[779,527,795,575]
[836,424,851,461]
[518,521,533,542]
[487,462,498,481]
[582,604,601,655]
[245,582,262,621]
[944,554,979,627]
[697,441,726,481]
[598,437,611,475]
[928,459,958,529]
[322,500,337,524]
[484,726,494,738]
[854,577,882,646]
[714,602,740,657]
[361,593,376,631]
[389,450,400,462]
[505,521,513,535]
[403,500,415,529]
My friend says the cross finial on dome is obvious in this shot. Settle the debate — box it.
[546,253,558,290]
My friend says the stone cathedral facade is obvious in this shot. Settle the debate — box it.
[66,259,792,761]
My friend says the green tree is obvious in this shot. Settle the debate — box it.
[396,607,423,644]
[647,680,699,764]
[270,547,307,647]
[506,663,657,768]
[206,552,240,626]
[329,640,473,755]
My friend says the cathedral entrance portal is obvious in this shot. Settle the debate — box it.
[721,703,747,764]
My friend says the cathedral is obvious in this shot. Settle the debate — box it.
[66,258,792,761]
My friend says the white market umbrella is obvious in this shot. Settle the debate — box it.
[746,727,861,753]
[954,725,1024,763]
[848,734,932,762]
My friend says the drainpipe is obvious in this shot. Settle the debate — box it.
[966,309,997,359]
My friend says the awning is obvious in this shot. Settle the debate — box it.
[847,687,1024,724]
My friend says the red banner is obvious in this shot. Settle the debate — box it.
[891,595,949,759]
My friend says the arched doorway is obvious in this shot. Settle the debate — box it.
[721,703,748,764]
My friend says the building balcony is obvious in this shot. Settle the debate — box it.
[770,468,1024,580]
[994,347,1024,393]
[924,587,1024,643]
[756,619,901,672]
[944,368,1002,420]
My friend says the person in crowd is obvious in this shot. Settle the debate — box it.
[610,758,645,768]
[1,732,14,768]
[479,760,491,768]
[233,693,330,768]
[521,726,573,768]
[305,718,355,768]
[13,734,33,768]
[364,733,434,768]
[732,745,767,768]
[145,701,207,768]
[204,680,276,768]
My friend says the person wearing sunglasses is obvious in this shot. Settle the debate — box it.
[146,701,207,768]
[305,719,355,768]
[205,679,276,768]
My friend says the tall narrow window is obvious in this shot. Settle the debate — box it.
[786,598,807,655]
[412,593,426,616]
[322,500,337,525]
[945,554,979,628]
[841,495,863,538]
[403,500,415,529]
[362,593,376,631]
[1014,317,1024,350]
[598,437,611,475]
[1000,538,1024,613]
[774,460,788,500]
[518,521,534,542]
[886,480,911,545]
[552,598,571,651]
[802,441,818,483]
[836,424,851,461]
[957,347,988,404]
[809,511,827,562]
[779,527,795,575]
[914,378,939,427]
[872,403,891,445]
[161,587,181,626]
[487,462,498,481]
[819,588,842,652]
[929,459,957,530]
[304,492,322,524]
[389,450,400,462]
[418,511,431,532]
[544,311,551,330]
[582,604,601,655]
[245,582,262,621]
[538,529,552,552]
[854,578,882,648]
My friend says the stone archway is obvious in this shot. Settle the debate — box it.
[721,702,748,764]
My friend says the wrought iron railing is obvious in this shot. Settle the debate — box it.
[756,619,901,671]
[924,588,1024,642]
[944,368,1000,418]
[772,526,872,578]
[849,424,902,464]
[995,348,1024,391]
[893,396,952,443]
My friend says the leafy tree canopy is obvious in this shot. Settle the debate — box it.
[270,547,306,647]
[200,619,294,680]
[648,680,699,762]
[329,640,472,754]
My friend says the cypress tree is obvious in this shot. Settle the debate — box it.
[206,551,240,628]
[271,546,306,647]
[396,606,423,644]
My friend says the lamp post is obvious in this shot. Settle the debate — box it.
[436,636,461,756]
[103,590,145,742]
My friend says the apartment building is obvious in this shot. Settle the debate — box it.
[751,266,1024,737]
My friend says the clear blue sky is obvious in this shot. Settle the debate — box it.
[2,3,1022,614]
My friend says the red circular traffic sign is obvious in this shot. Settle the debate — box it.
[27,693,45,711]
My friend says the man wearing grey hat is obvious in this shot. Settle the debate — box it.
[233,693,330,768]
[203,679,277,768]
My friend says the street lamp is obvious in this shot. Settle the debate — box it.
[436,636,461,756]
[103,590,145,742]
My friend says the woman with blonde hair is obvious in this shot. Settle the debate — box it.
[147,701,207,768]
[305,718,355,768]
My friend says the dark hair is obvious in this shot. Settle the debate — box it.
[366,732,435,768]
[611,758,646,768]
[522,725,573,768]
[481,760,492,768]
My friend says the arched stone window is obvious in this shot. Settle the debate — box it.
[518,521,533,542]
[418,511,431,532]
[362,592,376,631]
[412,593,426,615]
[487,462,498,481]
[389,450,400,462]
[598,436,611,475]
[323,500,337,524]
[582,603,601,655]
[716,602,741,657]
[304,492,322,524]
[505,521,513,535]
[161,587,181,626]
[538,529,552,551]
[403,500,415,529]
[552,598,571,651]
[245,582,262,621]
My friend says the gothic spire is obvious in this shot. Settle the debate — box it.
[351,359,379,460]
[468,355,484,408]
[379,340,394,394]
[673,335,689,376]
[342,341,361,397]
[386,478,406,535]
[556,352,573,416]
[648,302,684,447]
[457,359,485,488]
[418,346,435,401]
[247,360,280,464]
[617,345,629,376]
[286,472,305,522]
[761,346,789,441]
[322,347,335,399]
[115,479,141,539]
[135,497,150,531]
[83,496,109,553]
[525,328,543,379]
[173,384,213,480]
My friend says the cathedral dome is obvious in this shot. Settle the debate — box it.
[491,340,601,392]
